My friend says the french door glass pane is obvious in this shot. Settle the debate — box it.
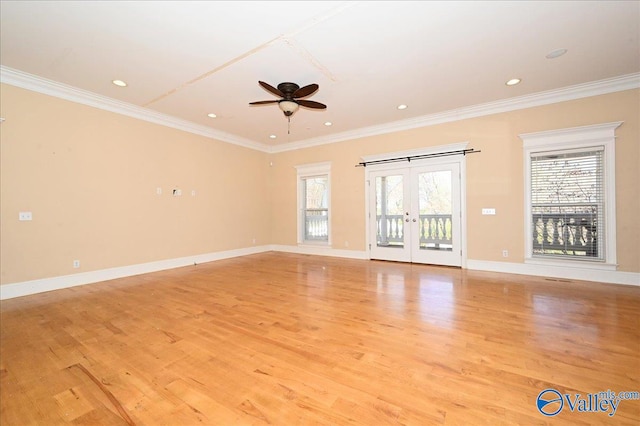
[375,175,404,248]
[417,171,453,251]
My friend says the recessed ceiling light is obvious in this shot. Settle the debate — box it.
[269,134,277,139]
[546,48,568,59]
[112,79,127,87]
[207,113,217,118]
[506,78,521,86]
[397,104,408,110]
[324,121,332,126]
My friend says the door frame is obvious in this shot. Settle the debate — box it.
[368,168,412,263]
[363,143,468,268]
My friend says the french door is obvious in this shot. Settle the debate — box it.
[368,162,462,266]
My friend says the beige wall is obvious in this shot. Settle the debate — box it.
[270,89,639,273]
[1,84,638,287]
[1,84,271,284]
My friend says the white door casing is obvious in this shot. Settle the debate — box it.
[364,144,467,267]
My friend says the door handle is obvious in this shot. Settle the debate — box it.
[405,218,410,222]
[412,219,417,222]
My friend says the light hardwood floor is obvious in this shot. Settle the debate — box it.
[1,252,639,425]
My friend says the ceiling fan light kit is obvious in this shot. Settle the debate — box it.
[278,100,299,116]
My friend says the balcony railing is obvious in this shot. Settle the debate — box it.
[304,209,328,241]
[532,204,598,257]
[376,214,452,249]
[375,206,598,257]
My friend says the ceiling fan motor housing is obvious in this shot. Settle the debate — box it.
[277,82,300,98]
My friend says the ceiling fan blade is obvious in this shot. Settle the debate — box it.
[249,100,280,105]
[293,83,319,98]
[297,99,326,109]
[258,81,284,97]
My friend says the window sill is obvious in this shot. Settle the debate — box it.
[524,257,618,271]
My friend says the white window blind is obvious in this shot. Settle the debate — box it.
[530,147,604,260]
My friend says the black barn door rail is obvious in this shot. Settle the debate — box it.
[356,148,480,167]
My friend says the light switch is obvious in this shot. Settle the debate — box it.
[482,208,496,215]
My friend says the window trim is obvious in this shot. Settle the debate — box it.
[295,162,331,247]
[520,122,622,270]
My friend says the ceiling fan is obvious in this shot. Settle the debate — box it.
[249,81,326,117]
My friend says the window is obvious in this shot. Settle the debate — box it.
[530,149,603,259]
[521,122,621,269]
[296,162,331,245]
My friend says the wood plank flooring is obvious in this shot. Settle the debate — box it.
[1,252,639,425]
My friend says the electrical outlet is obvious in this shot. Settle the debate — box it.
[73,260,80,268]
[502,250,509,258]
[19,212,33,221]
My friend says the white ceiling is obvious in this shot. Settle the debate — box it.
[1,1,639,150]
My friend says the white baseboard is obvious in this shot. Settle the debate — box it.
[466,259,639,287]
[2,248,637,300]
[0,245,271,300]
[270,244,368,260]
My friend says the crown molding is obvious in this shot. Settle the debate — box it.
[2,66,637,155]
[0,66,271,153]
[519,121,623,147]
[269,72,640,153]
